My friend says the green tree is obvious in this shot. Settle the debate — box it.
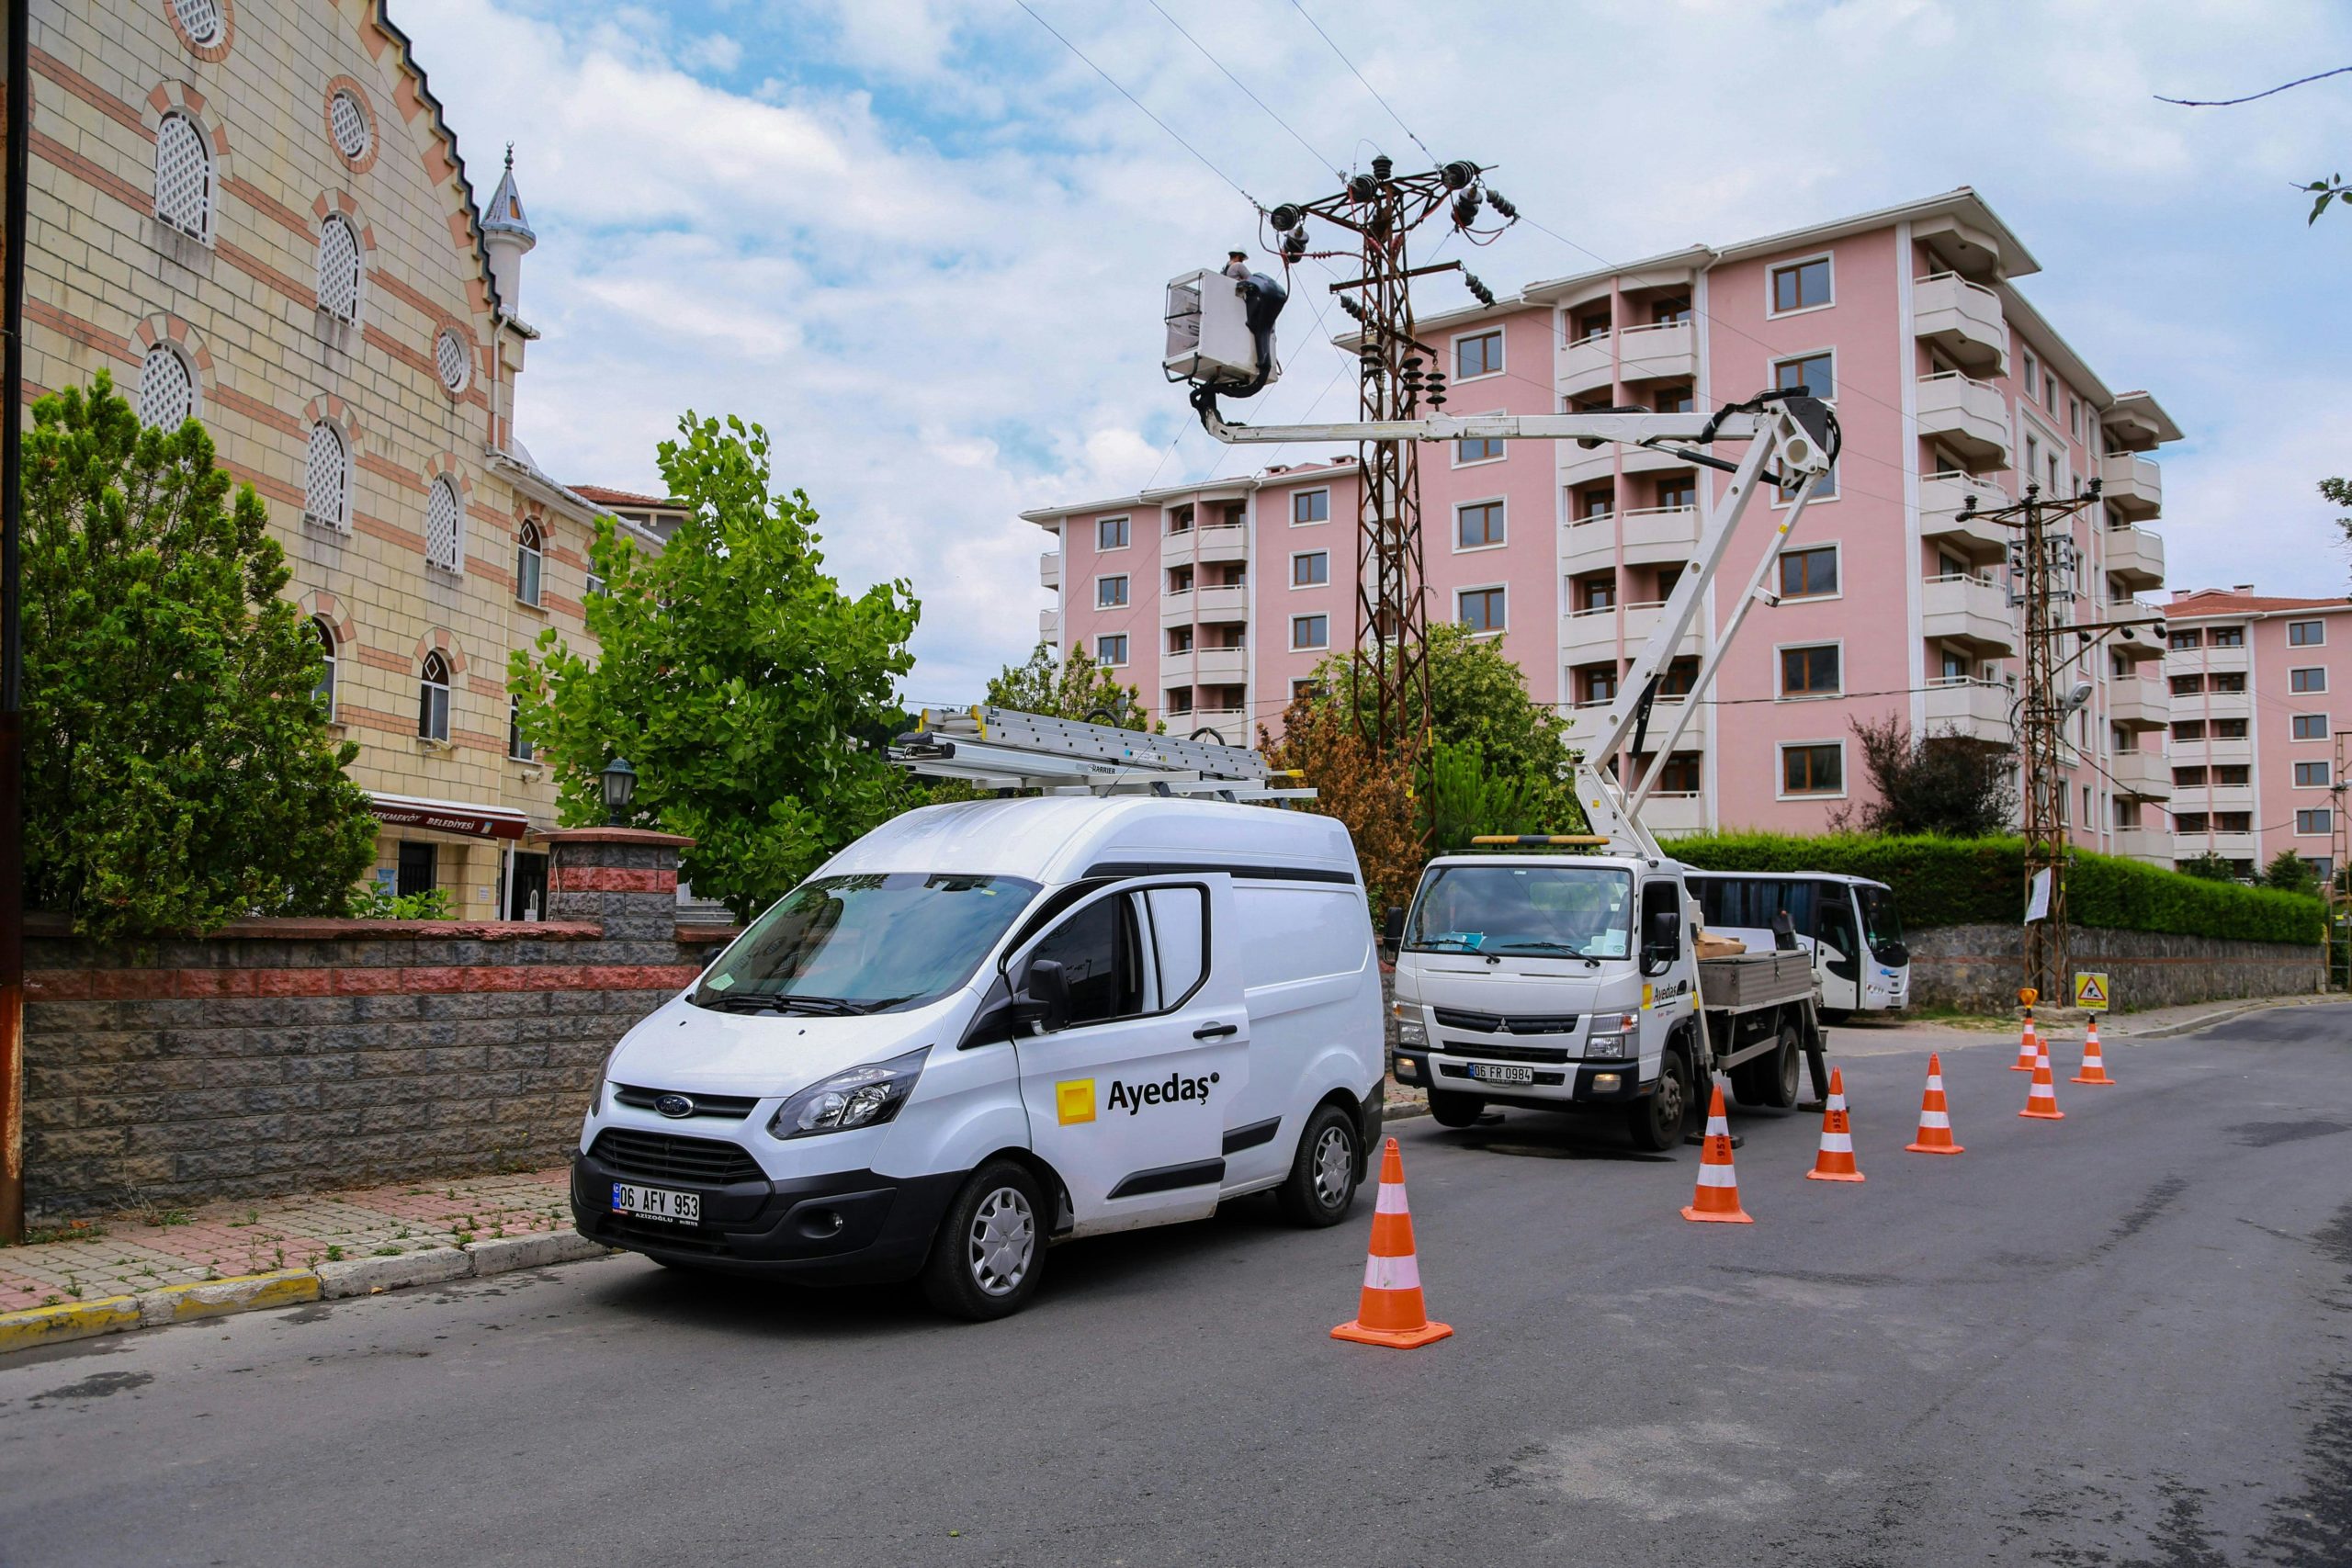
[2262,847,2323,896]
[1832,714,2016,838]
[23,373,376,937]
[984,641,1157,730]
[510,413,918,920]
[1305,622,1568,780]
[2177,851,2239,882]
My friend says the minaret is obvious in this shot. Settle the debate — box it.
[480,144,537,318]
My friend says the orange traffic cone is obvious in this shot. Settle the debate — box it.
[2020,1046,2065,1121]
[2071,1017,2115,1086]
[1805,1067,1864,1181]
[1331,1137,1453,1349]
[2011,1010,2039,1072]
[1680,1084,1754,1223]
[1905,1053,1965,1154]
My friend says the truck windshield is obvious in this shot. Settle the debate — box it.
[1404,864,1635,960]
[693,873,1039,1015]
[1856,884,1907,964]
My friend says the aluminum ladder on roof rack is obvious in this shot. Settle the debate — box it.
[888,706,1315,802]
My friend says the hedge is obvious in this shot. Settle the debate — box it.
[1668,832,2324,946]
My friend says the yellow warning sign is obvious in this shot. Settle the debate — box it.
[2074,972,2110,1012]
[1055,1078,1097,1125]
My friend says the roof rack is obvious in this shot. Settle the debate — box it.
[888,706,1314,803]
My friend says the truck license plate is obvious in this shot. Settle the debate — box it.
[1469,1063,1535,1085]
[612,1182,700,1224]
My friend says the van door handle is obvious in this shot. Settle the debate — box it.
[1193,1022,1238,1040]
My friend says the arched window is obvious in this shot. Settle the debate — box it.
[303,421,347,530]
[136,345,196,430]
[311,617,338,720]
[153,111,213,241]
[316,214,362,323]
[417,651,451,741]
[424,476,462,573]
[514,520,543,606]
[508,695,535,762]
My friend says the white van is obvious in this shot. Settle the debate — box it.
[571,795,1385,1319]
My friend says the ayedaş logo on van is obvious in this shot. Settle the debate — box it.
[1056,1072,1220,1124]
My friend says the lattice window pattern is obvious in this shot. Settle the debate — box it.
[153,113,212,240]
[329,90,371,161]
[424,477,462,572]
[435,329,470,393]
[304,422,348,530]
[174,0,224,45]
[137,347,195,431]
[316,216,362,322]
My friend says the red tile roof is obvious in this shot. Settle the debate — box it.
[2165,588,2352,616]
[567,484,680,509]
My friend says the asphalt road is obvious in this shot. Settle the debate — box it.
[6,1006,2350,1568]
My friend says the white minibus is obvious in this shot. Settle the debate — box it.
[1683,870,1910,1017]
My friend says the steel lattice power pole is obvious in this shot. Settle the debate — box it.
[2017,484,2068,1002]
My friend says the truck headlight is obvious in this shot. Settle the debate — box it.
[1396,1018,1427,1048]
[769,1046,930,1139]
[1584,1012,1640,1059]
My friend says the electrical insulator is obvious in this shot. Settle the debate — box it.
[1372,154,1394,181]
[1425,371,1447,410]
[1452,190,1483,227]
[1464,271,1495,307]
[1269,203,1304,232]
[1347,174,1377,203]
[1283,226,1307,262]
[1486,186,1517,220]
[1441,160,1476,190]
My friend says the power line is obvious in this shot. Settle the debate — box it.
[2156,64,2352,107]
[1283,0,1433,162]
[1145,0,1343,183]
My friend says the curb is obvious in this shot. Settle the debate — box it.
[2122,996,2335,1041]
[0,1233,614,1357]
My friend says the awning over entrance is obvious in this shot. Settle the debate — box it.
[368,792,531,841]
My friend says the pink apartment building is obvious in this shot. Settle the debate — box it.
[1026,189,2180,856]
[2161,589,2351,883]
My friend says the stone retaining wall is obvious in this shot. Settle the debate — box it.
[22,829,734,1220]
[1905,924,2324,1013]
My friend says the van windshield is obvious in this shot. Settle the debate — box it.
[1404,864,1634,960]
[693,874,1039,1015]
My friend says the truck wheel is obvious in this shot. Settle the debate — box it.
[920,1160,1045,1321]
[1765,1023,1804,1109]
[1427,1089,1484,1129]
[1275,1102,1361,1227]
[1624,1049,1690,1153]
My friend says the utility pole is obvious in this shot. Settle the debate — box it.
[0,0,28,1244]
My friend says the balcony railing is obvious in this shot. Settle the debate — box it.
[2099,453,2162,520]
[1918,469,2010,556]
[1913,271,2007,372]
[1916,371,2012,465]
[1622,504,1701,564]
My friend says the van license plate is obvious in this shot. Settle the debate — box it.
[612,1183,700,1224]
[1469,1063,1535,1085]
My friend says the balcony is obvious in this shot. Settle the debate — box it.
[1622,504,1701,568]
[2174,732,2253,767]
[1193,646,1248,682]
[1622,600,1704,656]
[1558,330,1616,399]
[1916,372,2012,467]
[1195,524,1250,563]
[1557,442,1617,490]
[1194,584,1248,621]
[1039,608,1058,640]
[2175,782,2255,814]
[1638,695,1711,750]
[1920,573,2017,654]
[1562,511,1617,575]
[1160,650,1194,685]
[1040,552,1061,590]
[1561,604,1621,662]
[1913,272,2008,373]
[2104,525,2164,591]
[2109,826,2170,863]
[1159,589,1193,626]
[2108,748,2169,801]
[1185,705,1249,743]
[2198,686,2252,720]
[1922,676,2011,743]
[2099,453,2162,520]
[1640,791,1708,839]
[2180,830,2257,864]
[2108,680,2166,730]
[1918,470,2011,557]
[1616,319,1697,384]
[2168,642,2250,676]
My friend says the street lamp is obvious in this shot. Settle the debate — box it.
[599,757,637,827]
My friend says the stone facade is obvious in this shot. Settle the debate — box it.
[1904,924,2323,1014]
[19,830,732,1219]
[20,0,633,917]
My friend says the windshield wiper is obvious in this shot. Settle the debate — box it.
[693,992,789,1015]
[1489,942,1586,955]
[1405,939,1485,953]
[767,995,863,1017]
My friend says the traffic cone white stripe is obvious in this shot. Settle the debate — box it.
[1704,1114,1731,1137]
[1819,1132,1853,1153]
[1363,1250,1421,1292]
[1696,1164,1738,1189]
[1374,1183,1410,1215]
[1918,1110,1951,1129]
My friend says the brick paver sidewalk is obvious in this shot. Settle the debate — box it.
[0,1168,572,1314]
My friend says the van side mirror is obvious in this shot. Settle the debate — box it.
[1012,959,1070,1033]
[1381,906,1406,955]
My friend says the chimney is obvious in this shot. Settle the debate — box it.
[2232,583,2256,594]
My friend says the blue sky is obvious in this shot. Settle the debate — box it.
[396,0,2352,698]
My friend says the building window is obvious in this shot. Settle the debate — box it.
[1292,489,1329,525]
[2211,671,2246,694]
[2168,629,2202,651]
[2175,813,2209,833]
[435,328,471,394]
[153,112,214,241]
[508,694,535,762]
[2020,348,2038,394]
[1456,433,1504,465]
[303,421,348,530]
[1579,665,1618,705]
[1781,741,1843,795]
[1575,574,1615,613]
[2298,809,2334,837]
[1769,256,1831,314]
[2213,718,2248,739]
[2216,812,2253,833]
[2289,619,2326,647]
[2169,674,2204,697]
[2291,667,2327,694]
[136,345,196,430]
[1458,588,1506,634]
[1659,657,1698,696]
[585,566,606,598]
[174,0,225,45]
[1653,385,1695,413]
[1293,550,1329,587]
[1292,614,1329,650]
[2211,626,2245,648]
[1096,633,1128,666]
[1774,352,1834,402]
[1098,515,1129,550]
[329,88,373,163]
[1167,625,1192,654]
[418,652,451,741]
[515,520,544,606]
[2296,761,2331,788]
[1780,644,1841,698]
[1167,504,1194,535]
[316,215,363,322]
[1455,330,1502,379]
[1096,575,1128,608]
[1657,475,1698,510]
[2294,714,2328,741]
[311,617,337,720]
[424,476,463,573]
[1457,501,1505,549]
[2172,719,2206,742]
[1290,678,1320,703]
[1778,545,1838,599]
[2174,765,2208,788]
[2214,764,2250,785]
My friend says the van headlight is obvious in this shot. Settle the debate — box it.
[769,1046,930,1139]
[1584,1011,1641,1059]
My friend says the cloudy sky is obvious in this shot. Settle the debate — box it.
[397,0,2352,699]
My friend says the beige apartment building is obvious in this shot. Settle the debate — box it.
[20,0,644,919]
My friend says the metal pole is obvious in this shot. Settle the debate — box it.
[2018,485,2068,1004]
[1,0,31,1243]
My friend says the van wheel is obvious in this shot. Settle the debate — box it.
[1275,1103,1361,1227]
[1625,1050,1690,1153]
[921,1160,1045,1321]
[1427,1089,1484,1129]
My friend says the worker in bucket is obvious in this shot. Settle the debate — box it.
[1223,248,1252,282]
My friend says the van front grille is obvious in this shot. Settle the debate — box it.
[611,1085,761,1122]
[589,1129,765,1187]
